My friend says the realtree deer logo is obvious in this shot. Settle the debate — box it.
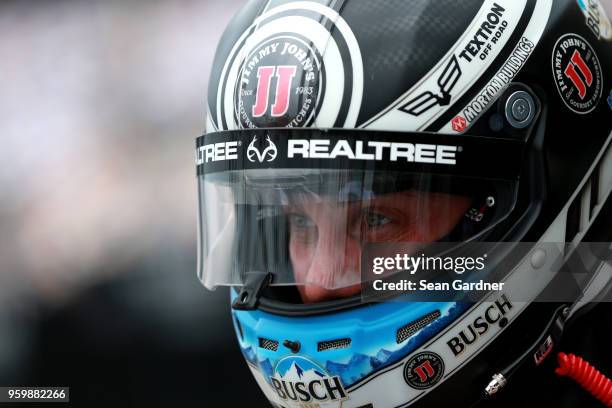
[247,135,278,163]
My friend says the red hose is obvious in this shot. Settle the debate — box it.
[555,352,612,407]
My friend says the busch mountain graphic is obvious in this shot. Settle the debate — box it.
[270,356,348,406]
[275,358,327,380]
[241,302,470,388]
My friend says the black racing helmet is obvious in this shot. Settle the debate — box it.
[196,0,612,407]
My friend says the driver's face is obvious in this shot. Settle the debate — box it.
[287,191,471,303]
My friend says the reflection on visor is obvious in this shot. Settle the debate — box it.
[196,130,524,304]
[198,168,517,303]
[285,189,472,303]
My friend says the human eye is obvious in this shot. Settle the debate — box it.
[363,211,392,228]
[288,213,318,245]
[289,213,316,229]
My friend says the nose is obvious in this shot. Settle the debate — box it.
[298,222,362,304]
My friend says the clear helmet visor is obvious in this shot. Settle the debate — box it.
[196,129,523,302]
[199,170,515,287]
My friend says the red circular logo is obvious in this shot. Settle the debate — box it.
[451,115,467,133]
[403,351,445,389]
[552,34,603,115]
[237,35,323,128]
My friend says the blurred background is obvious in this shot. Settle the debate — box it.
[1,1,611,408]
[0,0,269,406]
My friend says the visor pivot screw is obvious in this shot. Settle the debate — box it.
[562,307,571,320]
[505,91,536,129]
[283,340,301,353]
[530,249,547,269]
[486,196,496,207]
[513,100,529,120]
[483,373,507,398]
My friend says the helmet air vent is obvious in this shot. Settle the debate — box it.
[396,310,441,344]
[318,338,352,352]
[258,337,279,351]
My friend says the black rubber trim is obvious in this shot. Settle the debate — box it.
[257,292,364,316]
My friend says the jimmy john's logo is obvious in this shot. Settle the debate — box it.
[552,34,603,114]
[269,356,348,407]
[446,294,513,357]
[237,35,323,129]
[403,352,445,389]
